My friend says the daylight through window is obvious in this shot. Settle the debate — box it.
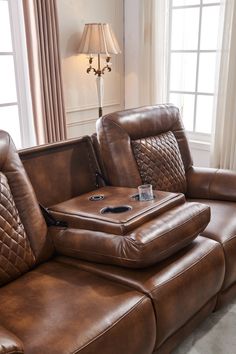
[167,0,221,139]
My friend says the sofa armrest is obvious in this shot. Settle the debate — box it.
[0,325,24,354]
[186,166,236,201]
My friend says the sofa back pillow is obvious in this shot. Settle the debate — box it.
[0,172,35,286]
[132,131,186,193]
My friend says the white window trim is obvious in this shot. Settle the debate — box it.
[8,0,36,148]
[167,0,221,143]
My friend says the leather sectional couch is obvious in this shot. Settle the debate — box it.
[0,104,235,354]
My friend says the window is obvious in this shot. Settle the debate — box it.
[0,0,35,149]
[167,0,221,141]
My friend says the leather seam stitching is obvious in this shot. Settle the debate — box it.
[208,169,219,199]
[149,244,219,294]
[129,206,209,247]
[0,351,24,354]
[70,297,149,354]
[55,226,200,263]
[49,193,178,227]
[220,233,236,245]
[155,296,216,351]
[1,134,11,171]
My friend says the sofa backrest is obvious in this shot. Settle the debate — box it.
[0,131,52,286]
[97,104,193,192]
[20,136,103,207]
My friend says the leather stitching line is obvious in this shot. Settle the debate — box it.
[150,244,220,294]
[208,169,219,199]
[70,297,149,354]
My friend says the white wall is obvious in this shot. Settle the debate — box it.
[57,0,124,138]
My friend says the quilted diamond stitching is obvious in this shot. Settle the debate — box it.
[132,131,186,193]
[0,172,35,286]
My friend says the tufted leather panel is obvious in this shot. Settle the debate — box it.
[132,131,186,193]
[97,104,193,187]
[0,130,53,264]
[0,172,35,286]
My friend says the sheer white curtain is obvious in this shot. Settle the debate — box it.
[139,0,169,105]
[211,0,236,169]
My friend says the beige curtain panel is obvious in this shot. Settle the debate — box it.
[139,0,169,106]
[23,0,67,144]
[211,0,236,170]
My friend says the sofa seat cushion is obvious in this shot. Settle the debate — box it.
[0,261,156,354]
[189,199,236,290]
[56,236,225,350]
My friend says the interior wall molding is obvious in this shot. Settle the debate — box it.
[67,117,97,127]
[66,100,120,114]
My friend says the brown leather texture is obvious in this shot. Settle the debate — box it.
[91,133,108,184]
[52,201,210,268]
[187,166,236,201]
[0,131,52,264]
[155,297,217,354]
[20,136,102,207]
[0,325,24,354]
[97,104,193,187]
[57,236,225,349]
[132,131,186,193]
[216,282,236,310]
[0,172,35,286]
[49,186,185,235]
[189,198,236,291]
[0,260,156,354]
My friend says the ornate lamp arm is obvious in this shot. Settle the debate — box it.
[86,55,112,77]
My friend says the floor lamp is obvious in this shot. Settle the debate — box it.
[78,23,121,118]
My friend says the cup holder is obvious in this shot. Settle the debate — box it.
[89,195,104,201]
[101,205,132,214]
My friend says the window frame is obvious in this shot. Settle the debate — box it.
[167,0,221,143]
[0,0,35,148]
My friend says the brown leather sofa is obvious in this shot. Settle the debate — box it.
[0,104,234,353]
[96,104,236,310]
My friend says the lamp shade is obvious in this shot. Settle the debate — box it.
[78,23,121,56]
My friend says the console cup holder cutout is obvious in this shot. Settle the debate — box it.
[101,205,132,214]
[89,195,104,201]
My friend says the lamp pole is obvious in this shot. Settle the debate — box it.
[96,54,103,117]
[86,54,111,118]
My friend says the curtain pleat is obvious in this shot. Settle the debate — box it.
[139,0,169,106]
[211,0,236,170]
[23,0,67,144]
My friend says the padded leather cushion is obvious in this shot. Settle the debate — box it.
[51,202,210,268]
[0,325,24,353]
[56,236,225,349]
[132,131,186,193]
[0,261,156,354]
[189,198,236,291]
[0,172,35,286]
